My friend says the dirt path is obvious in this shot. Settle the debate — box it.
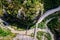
[6,26,46,35]
[0,18,54,40]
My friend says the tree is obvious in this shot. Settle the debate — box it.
[0,0,60,40]
[1,0,44,29]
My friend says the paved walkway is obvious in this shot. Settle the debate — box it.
[13,34,35,40]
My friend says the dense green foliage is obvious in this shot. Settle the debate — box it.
[0,0,44,29]
[0,0,60,40]
[43,0,60,11]
[0,0,60,29]
[47,17,60,40]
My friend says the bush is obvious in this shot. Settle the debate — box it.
[31,31,52,40]
[0,28,9,36]
[1,0,44,29]
[0,28,15,37]
[38,22,46,29]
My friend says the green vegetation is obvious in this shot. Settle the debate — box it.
[0,0,60,40]
[0,28,10,37]
[38,22,46,29]
[0,0,44,29]
[0,0,60,29]
[31,31,52,40]
[47,17,60,36]
[0,27,16,40]
[43,0,60,11]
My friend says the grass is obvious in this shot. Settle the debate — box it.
[0,27,16,40]
[0,28,10,37]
